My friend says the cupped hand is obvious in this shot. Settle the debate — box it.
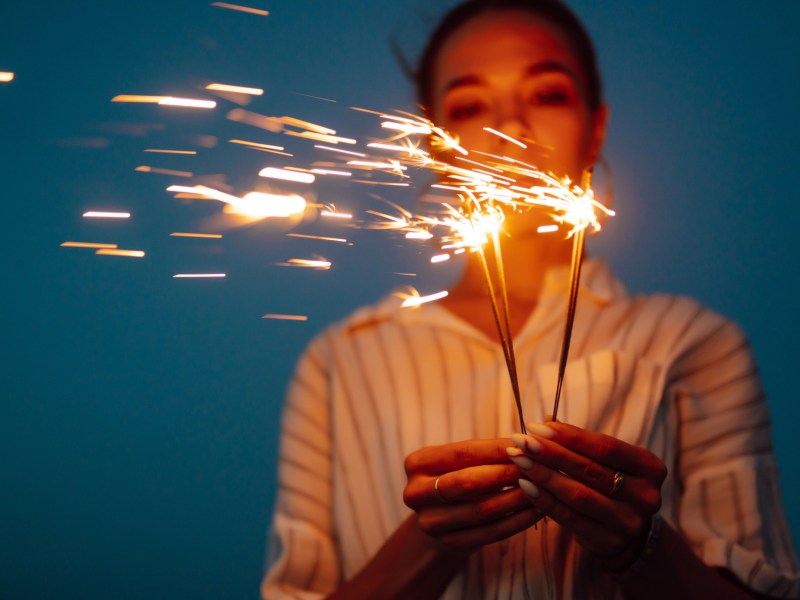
[508,421,667,571]
[403,438,542,555]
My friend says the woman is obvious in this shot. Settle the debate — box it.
[261,1,799,598]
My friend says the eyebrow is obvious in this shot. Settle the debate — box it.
[442,61,578,94]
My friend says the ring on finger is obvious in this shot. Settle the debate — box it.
[610,471,624,496]
[434,476,452,504]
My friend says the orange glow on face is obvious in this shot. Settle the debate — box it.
[96,249,145,258]
[211,2,269,16]
[83,211,130,219]
[205,83,264,95]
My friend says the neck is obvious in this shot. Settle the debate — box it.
[449,233,573,304]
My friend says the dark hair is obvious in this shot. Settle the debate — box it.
[413,0,603,114]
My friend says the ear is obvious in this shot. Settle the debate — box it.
[586,103,609,166]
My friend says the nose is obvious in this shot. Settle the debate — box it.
[493,98,531,149]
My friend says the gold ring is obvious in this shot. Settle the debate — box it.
[611,471,624,496]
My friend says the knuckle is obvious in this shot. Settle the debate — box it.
[416,512,437,534]
[581,462,604,484]
[621,513,643,538]
[454,446,477,466]
[640,488,662,513]
[404,452,420,475]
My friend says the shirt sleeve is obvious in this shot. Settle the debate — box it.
[670,312,799,597]
[261,334,341,599]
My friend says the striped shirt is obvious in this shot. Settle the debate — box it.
[261,258,799,599]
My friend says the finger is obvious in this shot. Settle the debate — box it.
[405,438,514,476]
[404,464,520,508]
[417,488,532,535]
[526,421,667,481]
[508,437,655,509]
[517,479,629,557]
[438,507,542,550]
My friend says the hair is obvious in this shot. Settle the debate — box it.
[411,0,603,115]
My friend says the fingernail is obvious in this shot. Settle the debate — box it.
[511,433,542,454]
[518,478,540,498]
[510,455,534,470]
[506,447,523,458]
[526,422,556,439]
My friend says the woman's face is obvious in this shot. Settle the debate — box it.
[430,9,607,184]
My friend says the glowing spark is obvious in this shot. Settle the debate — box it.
[394,272,417,277]
[158,97,216,109]
[293,92,336,103]
[382,121,432,135]
[399,290,449,308]
[144,149,197,155]
[211,2,269,16]
[170,232,223,239]
[227,109,283,132]
[347,161,407,171]
[320,211,352,219]
[430,254,450,263]
[483,127,527,148]
[136,166,193,177]
[0,72,15,82]
[276,116,336,135]
[205,83,264,95]
[537,224,559,233]
[276,258,332,270]
[259,167,316,184]
[96,249,145,258]
[238,192,306,218]
[262,314,309,321]
[229,139,284,151]
[286,233,348,243]
[173,273,227,278]
[83,211,130,219]
[61,242,118,249]
[284,131,357,145]
[310,169,351,177]
[111,95,167,103]
[314,145,366,157]
[405,231,433,240]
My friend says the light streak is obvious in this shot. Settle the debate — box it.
[61,242,118,249]
[537,224,559,233]
[83,211,130,219]
[111,95,167,103]
[430,254,450,263]
[320,211,352,219]
[284,130,357,145]
[399,290,448,308]
[286,233,348,243]
[229,139,284,151]
[170,232,223,239]
[483,127,528,148]
[136,166,194,177]
[238,192,306,218]
[259,167,316,184]
[262,314,309,321]
[405,231,433,240]
[311,169,351,177]
[227,108,283,132]
[0,72,15,82]
[205,83,264,95]
[211,2,269,16]
[173,273,227,278]
[393,272,417,277]
[158,97,216,109]
[314,145,366,157]
[96,249,145,258]
[276,116,336,135]
[144,149,197,155]
[276,258,332,270]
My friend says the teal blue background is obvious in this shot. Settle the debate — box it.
[2,1,798,598]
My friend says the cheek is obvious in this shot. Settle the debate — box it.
[524,109,590,176]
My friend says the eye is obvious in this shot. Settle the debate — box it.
[530,87,571,106]
[447,100,486,122]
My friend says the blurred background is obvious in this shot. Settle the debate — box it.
[2,1,798,598]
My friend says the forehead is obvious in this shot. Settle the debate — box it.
[432,9,585,88]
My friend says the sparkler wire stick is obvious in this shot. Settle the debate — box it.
[490,231,526,434]
[475,244,527,435]
[551,227,585,422]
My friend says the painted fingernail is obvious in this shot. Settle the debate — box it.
[510,455,534,470]
[518,478,540,498]
[506,447,523,458]
[511,433,542,454]
[526,422,556,439]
